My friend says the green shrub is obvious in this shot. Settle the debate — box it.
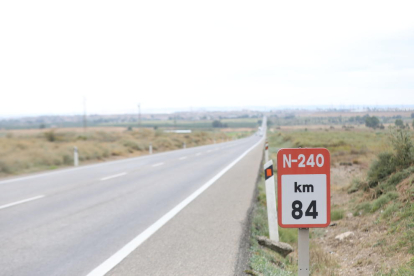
[389,127,414,169]
[331,209,345,220]
[367,152,397,188]
[355,202,372,215]
[381,203,400,219]
[44,130,57,142]
[371,192,399,212]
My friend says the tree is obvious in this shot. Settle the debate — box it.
[365,116,380,129]
[412,119,414,129]
[411,113,414,118]
[395,119,404,128]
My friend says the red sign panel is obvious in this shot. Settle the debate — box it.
[277,148,330,228]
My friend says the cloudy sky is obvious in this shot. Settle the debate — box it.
[1,0,413,116]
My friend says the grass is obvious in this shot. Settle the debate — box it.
[0,127,252,177]
[267,127,389,166]
[249,178,296,275]
[330,209,344,221]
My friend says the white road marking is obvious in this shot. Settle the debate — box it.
[206,150,212,153]
[0,195,45,210]
[195,152,202,156]
[152,162,164,167]
[178,156,187,160]
[86,137,263,276]
[100,172,127,181]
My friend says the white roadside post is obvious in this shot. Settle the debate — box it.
[73,146,79,167]
[183,142,186,149]
[277,148,331,276]
[264,160,279,242]
[149,143,153,155]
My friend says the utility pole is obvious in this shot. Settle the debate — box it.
[83,97,87,133]
[137,103,141,128]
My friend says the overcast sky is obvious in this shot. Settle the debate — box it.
[1,0,414,117]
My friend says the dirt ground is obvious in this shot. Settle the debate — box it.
[314,164,411,275]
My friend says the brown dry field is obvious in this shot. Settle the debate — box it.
[295,111,413,118]
[2,127,128,135]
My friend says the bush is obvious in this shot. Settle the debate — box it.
[367,152,397,188]
[389,127,414,169]
[331,209,344,220]
[395,119,405,128]
[365,116,380,129]
[44,130,57,142]
[371,192,399,212]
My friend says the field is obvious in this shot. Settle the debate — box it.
[248,125,414,275]
[0,127,253,178]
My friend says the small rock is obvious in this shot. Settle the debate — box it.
[329,222,337,227]
[256,236,294,257]
[335,231,354,241]
[347,213,353,218]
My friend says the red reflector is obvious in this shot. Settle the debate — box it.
[266,168,272,177]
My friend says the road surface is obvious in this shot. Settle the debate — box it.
[0,134,264,276]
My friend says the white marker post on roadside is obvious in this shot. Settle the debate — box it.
[74,146,79,167]
[265,141,269,162]
[264,160,279,242]
[183,142,186,149]
[149,143,153,155]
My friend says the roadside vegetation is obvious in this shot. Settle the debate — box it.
[248,123,414,275]
[0,127,252,178]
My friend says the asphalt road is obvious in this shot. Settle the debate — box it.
[0,133,264,276]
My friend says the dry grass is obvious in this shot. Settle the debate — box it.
[251,127,414,275]
[0,127,249,177]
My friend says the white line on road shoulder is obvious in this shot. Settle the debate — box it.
[195,152,202,156]
[152,162,164,167]
[206,150,212,153]
[0,195,45,210]
[178,156,187,160]
[86,137,263,276]
[100,172,127,181]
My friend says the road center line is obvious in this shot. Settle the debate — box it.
[206,150,212,153]
[195,152,202,156]
[0,195,45,210]
[152,162,164,167]
[178,156,187,160]
[86,137,263,276]
[100,172,127,181]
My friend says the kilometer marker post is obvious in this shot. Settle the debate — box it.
[277,148,331,276]
[264,160,279,242]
